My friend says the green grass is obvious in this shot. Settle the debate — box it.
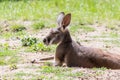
[0,44,19,65]
[100,32,120,38]
[70,25,95,34]
[0,49,18,65]
[37,66,84,79]
[0,0,120,24]
[40,66,72,73]
[0,43,14,56]
[104,40,120,47]
[107,24,117,30]
[91,31,120,38]
[92,67,108,71]
[108,32,119,38]
[10,24,26,32]
[32,21,45,30]
[0,49,15,56]
[15,72,35,77]
[1,31,26,39]
[1,65,107,80]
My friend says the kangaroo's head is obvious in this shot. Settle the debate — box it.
[43,12,71,45]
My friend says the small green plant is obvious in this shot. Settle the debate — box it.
[24,42,56,52]
[9,64,18,70]
[10,24,26,32]
[2,43,9,50]
[32,22,45,30]
[33,42,51,52]
[0,60,5,65]
[21,36,38,46]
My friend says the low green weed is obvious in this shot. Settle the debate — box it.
[32,22,45,30]
[21,36,38,46]
[10,24,26,32]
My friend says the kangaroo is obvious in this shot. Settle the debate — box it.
[43,12,120,69]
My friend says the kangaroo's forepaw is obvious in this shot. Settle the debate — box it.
[53,61,62,67]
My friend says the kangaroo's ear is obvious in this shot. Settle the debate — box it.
[62,13,71,29]
[57,12,65,27]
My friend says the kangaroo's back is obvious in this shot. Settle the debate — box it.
[78,45,120,69]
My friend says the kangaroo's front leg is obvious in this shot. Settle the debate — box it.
[54,52,64,66]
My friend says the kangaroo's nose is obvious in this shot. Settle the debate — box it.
[43,38,47,43]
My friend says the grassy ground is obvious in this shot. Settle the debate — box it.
[0,0,120,80]
[0,0,120,23]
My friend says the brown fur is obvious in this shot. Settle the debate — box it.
[43,12,120,69]
[55,30,120,69]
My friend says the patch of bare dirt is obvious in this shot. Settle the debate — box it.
[74,23,120,54]
[33,28,50,40]
[19,52,53,63]
[72,68,120,80]
[0,38,21,48]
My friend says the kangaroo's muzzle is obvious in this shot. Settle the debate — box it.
[43,37,51,45]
